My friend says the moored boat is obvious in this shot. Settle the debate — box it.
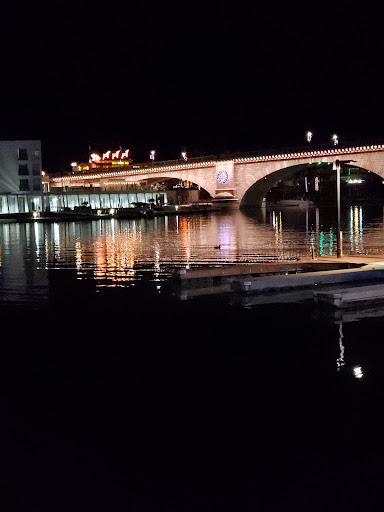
[267,198,315,208]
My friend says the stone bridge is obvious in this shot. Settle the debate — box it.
[57,144,384,207]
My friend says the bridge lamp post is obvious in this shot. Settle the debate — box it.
[334,159,356,258]
[332,134,339,146]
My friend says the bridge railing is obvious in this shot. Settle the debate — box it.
[216,139,384,161]
[54,139,384,180]
[137,154,217,168]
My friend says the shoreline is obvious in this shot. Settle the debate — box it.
[0,203,222,223]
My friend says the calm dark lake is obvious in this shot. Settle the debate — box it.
[2,205,384,511]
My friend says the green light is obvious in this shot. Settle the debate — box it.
[319,231,324,256]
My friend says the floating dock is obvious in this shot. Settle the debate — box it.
[175,255,384,302]
[314,283,384,308]
[177,260,361,282]
[175,261,359,300]
[231,264,384,293]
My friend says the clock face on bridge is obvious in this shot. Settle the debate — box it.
[217,170,229,184]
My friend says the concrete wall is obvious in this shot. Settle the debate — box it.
[0,140,42,194]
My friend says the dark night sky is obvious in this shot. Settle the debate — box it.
[1,1,384,172]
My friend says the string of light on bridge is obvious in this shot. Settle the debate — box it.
[52,144,384,183]
[104,181,140,186]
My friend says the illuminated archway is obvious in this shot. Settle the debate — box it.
[240,162,384,207]
[131,175,213,203]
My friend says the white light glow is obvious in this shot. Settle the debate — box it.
[348,179,364,184]
[353,366,363,379]
[332,134,339,145]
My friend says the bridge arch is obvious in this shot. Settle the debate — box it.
[238,152,384,207]
[241,163,310,207]
[125,171,216,199]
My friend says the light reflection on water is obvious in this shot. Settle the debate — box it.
[2,206,383,506]
[2,205,384,304]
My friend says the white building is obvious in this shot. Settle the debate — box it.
[0,140,43,213]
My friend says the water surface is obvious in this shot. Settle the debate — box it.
[2,205,384,305]
[2,206,384,511]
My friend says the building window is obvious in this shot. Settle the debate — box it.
[32,150,40,160]
[32,179,41,191]
[32,163,41,176]
[18,148,28,160]
[19,179,30,191]
[18,164,29,176]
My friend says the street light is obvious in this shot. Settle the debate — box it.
[334,159,356,258]
[306,131,313,143]
[332,134,339,146]
[181,151,187,161]
[150,150,156,161]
